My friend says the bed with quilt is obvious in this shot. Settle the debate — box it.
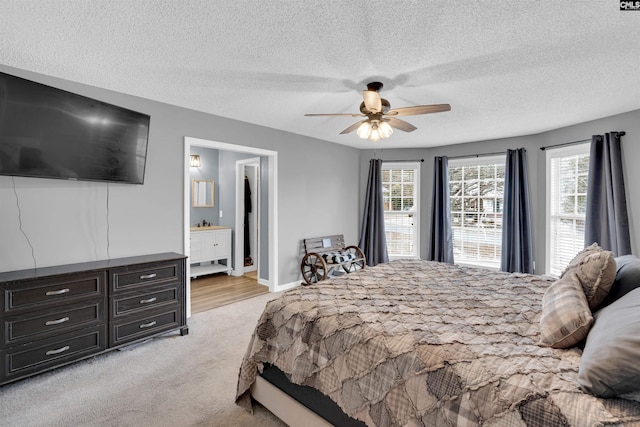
[236,246,640,426]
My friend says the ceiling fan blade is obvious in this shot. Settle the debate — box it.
[386,104,451,117]
[304,113,365,117]
[340,120,368,134]
[362,90,382,113]
[384,117,417,132]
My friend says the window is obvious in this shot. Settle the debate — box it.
[382,163,420,258]
[546,144,590,276]
[449,156,505,269]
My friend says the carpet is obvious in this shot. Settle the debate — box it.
[0,292,286,427]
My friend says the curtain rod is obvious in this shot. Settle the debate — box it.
[382,159,424,163]
[539,138,590,151]
[447,151,505,160]
[539,131,626,151]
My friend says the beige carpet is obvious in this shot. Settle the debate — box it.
[0,292,286,427]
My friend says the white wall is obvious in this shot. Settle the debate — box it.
[359,109,640,274]
[0,65,361,288]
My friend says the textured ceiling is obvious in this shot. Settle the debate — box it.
[2,1,639,149]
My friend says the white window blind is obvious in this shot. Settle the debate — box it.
[546,144,590,276]
[449,156,505,269]
[382,163,420,258]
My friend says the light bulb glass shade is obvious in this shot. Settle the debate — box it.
[190,154,201,167]
[369,129,381,142]
[356,121,372,139]
[378,121,393,138]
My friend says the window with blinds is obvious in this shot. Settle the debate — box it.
[449,156,505,269]
[382,163,420,258]
[546,144,590,276]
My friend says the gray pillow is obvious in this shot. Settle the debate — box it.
[578,287,640,397]
[599,255,640,309]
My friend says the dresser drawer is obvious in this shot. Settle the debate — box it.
[1,326,106,383]
[109,306,182,347]
[110,260,183,293]
[111,285,181,319]
[3,272,106,314]
[2,300,106,347]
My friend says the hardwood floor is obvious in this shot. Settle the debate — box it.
[190,270,269,314]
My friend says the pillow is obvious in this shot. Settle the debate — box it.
[321,251,356,264]
[561,243,616,310]
[598,254,640,309]
[578,287,640,397]
[539,272,593,349]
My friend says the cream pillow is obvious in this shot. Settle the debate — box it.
[561,243,616,310]
[539,272,593,349]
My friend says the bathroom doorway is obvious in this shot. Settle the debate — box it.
[183,137,278,317]
[235,158,260,277]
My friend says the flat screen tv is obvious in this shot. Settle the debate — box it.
[0,71,150,184]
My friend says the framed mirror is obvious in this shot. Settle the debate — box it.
[192,179,214,207]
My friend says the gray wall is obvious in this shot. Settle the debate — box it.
[3,64,635,282]
[359,109,640,274]
[0,65,361,287]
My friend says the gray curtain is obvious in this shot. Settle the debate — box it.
[500,148,534,273]
[427,156,454,263]
[359,159,388,266]
[585,132,631,255]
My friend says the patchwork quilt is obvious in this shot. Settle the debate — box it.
[236,259,640,426]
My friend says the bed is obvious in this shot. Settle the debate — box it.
[236,257,640,426]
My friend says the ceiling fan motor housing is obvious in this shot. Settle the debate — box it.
[366,81,384,92]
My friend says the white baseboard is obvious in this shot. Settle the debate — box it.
[273,280,300,293]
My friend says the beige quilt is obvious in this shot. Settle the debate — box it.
[236,259,640,426]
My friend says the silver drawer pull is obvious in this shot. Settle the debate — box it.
[46,288,70,296]
[45,317,70,326]
[139,297,157,304]
[139,321,157,329]
[139,273,157,280]
[46,345,70,356]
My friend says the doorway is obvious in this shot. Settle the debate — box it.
[235,158,260,277]
[183,137,279,318]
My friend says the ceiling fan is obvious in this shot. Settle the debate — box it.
[304,82,451,142]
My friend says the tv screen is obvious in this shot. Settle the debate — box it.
[0,72,150,184]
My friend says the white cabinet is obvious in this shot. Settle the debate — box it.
[189,227,232,278]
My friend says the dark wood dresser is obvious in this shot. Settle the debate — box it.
[0,252,187,385]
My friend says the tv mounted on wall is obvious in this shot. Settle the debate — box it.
[0,71,150,184]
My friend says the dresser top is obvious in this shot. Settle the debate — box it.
[0,252,187,283]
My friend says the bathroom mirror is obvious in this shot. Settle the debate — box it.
[192,179,214,207]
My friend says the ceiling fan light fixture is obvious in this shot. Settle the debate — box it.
[304,81,451,143]
[357,121,372,139]
[378,121,393,138]
[369,126,382,142]
[357,119,391,142]
[369,120,383,142]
